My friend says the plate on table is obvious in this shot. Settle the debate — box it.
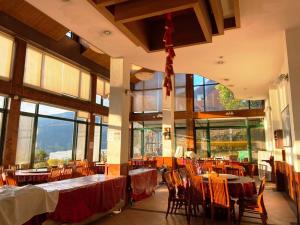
[202,173,239,180]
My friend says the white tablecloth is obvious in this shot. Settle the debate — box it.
[0,185,59,225]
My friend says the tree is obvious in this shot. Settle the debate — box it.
[215,84,248,110]
[35,149,48,162]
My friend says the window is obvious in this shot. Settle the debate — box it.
[132,121,162,158]
[96,78,110,107]
[93,116,108,162]
[175,74,186,111]
[175,120,187,157]
[133,72,163,113]
[193,74,264,111]
[0,33,14,79]
[0,96,8,164]
[16,102,90,168]
[24,46,91,100]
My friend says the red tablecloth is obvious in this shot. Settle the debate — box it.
[129,168,157,201]
[24,175,126,224]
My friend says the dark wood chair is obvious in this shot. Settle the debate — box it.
[226,166,244,176]
[209,175,235,224]
[164,171,190,224]
[238,177,267,225]
[213,166,224,174]
[61,168,73,180]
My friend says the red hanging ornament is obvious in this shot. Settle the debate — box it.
[163,13,175,96]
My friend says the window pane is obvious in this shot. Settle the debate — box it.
[24,47,42,86]
[175,128,187,157]
[143,90,162,112]
[0,34,13,79]
[39,104,75,119]
[205,85,224,111]
[35,117,74,168]
[250,100,263,109]
[134,81,143,90]
[0,96,5,108]
[210,128,247,160]
[194,86,204,111]
[133,91,143,113]
[43,55,63,93]
[144,72,163,89]
[16,116,34,165]
[96,78,104,96]
[100,126,108,162]
[193,75,204,86]
[175,74,186,87]
[75,123,86,160]
[93,126,100,162]
[250,126,265,162]
[20,101,36,113]
[103,97,109,107]
[80,72,91,100]
[62,63,80,97]
[175,87,186,111]
[133,130,142,158]
[144,128,162,156]
[204,77,217,84]
[195,129,208,158]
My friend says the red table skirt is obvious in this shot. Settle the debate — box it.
[24,177,126,225]
[130,169,157,201]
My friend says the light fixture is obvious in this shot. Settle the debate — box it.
[133,68,154,81]
[228,84,234,87]
[217,56,224,64]
[102,30,112,36]
[278,73,289,82]
[224,78,229,81]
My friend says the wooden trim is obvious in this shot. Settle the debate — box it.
[114,0,196,23]
[193,0,212,42]
[92,0,127,7]
[130,113,162,121]
[186,74,194,113]
[233,0,241,28]
[209,0,224,34]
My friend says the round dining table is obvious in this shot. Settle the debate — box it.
[193,174,257,198]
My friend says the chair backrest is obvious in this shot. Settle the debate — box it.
[179,167,187,180]
[191,175,206,201]
[61,168,73,180]
[48,168,62,182]
[209,175,230,208]
[213,166,224,174]
[172,170,184,187]
[88,166,97,175]
[73,166,84,178]
[5,170,17,186]
[8,165,19,171]
[164,171,176,190]
[185,162,197,178]
[225,167,240,176]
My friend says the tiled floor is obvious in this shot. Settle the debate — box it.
[90,182,297,225]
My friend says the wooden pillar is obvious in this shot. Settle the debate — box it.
[186,74,195,151]
[3,38,26,167]
[86,73,97,162]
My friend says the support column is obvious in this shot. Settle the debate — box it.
[162,75,175,161]
[186,74,195,151]
[86,73,97,162]
[106,58,130,175]
[3,38,26,167]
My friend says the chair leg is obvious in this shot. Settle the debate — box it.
[202,203,206,225]
[166,199,171,218]
[260,213,268,225]
[227,208,231,225]
[238,202,244,225]
[211,205,215,225]
[170,200,175,214]
[185,202,190,225]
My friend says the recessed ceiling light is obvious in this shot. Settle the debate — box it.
[102,30,112,36]
[224,78,229,81]
[228,84,234,87]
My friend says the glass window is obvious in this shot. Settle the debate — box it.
[35,117,74,168]
[133,91,143,113]
[20,101,36,113]
[193,75,204,86]
[24,47,42,86]
[93,126,101,162]
[250,126,265,162]
[80,72,91,100]
[100,125,108,162]
[205,85,224,111]
[175,128,187,157]
[250,100,263,109]
[16,116,35,165]
[75,123,87,160]
[195,129,208,158]
[144,72,163,89]
[0,96,5,108]
[133,129,142,158]
[38,104,75,119]
[0,33,13,79]
[194,86,204,111]
[175,74,186,87]
[143,90,162,113]
[62,63,80,97]
[43,55,63,93]
[175,87,186,111]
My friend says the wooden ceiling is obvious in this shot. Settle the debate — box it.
[0,0,69,41]
[90,0,240,52]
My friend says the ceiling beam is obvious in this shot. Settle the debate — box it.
[233,0,241,28]
[114,0,196,23]
[209,0,224,35]
[193,0,212,42]
[92,0,127,7]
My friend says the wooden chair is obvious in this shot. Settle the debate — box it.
[172,170,185,196]
[8,165,19,171]
[61,168,73,180]
[73,166,84,178]
[226,166,244,176]
[4,170,18,186]
[209,175,235,224]
[213,166,224,174]
[185,162,197,179]
[88,166,98,175]
[190,175,207,225]
[48,168,62,182]
[0,174,3,186]
[164,171,190,224]
[238,177,267,225]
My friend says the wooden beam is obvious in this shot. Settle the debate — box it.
[233,0,241,28]
[92,0,127,6]
[209,0,224,34]
[193,0,212,42]
[81,48,110,70]
[130,113,162,122]
[114,0,196,23]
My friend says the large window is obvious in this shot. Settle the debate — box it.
[175,119,187,157]
[16,102,89,168]
[193,74,264,112]
[96,78,110,107]
[175,74,186,111]
[24,46,91,101]
[132,121,162,158]
[133,72,163,113]
[93,116,108,162]
[0,32,14,79]
[195,118,265,162]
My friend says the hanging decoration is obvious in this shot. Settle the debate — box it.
[163,13,175,96]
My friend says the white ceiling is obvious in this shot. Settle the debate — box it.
[25,0,300,100]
